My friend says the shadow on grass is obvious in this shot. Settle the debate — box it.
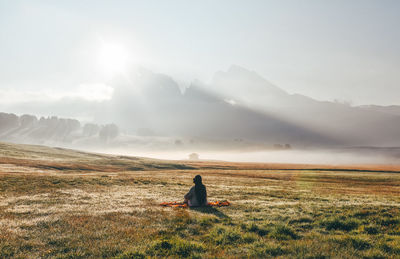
[190,206,229,219]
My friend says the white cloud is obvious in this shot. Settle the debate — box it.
[74,84,114,101]
[0,83,114,104]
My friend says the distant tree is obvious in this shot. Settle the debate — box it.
[0,112,19,133]
[20,114,37,128]
[38,116,47,125]
[99,124,119,142]
[83,123,100,137]
[48,116,60,127]
[189,153,199,160]
[38,116,59,128]
[66,119,81,133]
[175,139,183,146]
[285,144,292,149]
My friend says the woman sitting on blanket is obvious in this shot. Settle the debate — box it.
[184,175,207,207]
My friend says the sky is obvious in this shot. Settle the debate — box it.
[1,0,399,106]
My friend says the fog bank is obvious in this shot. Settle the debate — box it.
[87,147,400,165]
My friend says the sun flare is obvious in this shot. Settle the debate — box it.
[96,41,129,76]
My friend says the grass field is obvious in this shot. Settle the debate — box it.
[1,142,400,258]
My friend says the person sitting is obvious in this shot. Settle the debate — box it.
[184,175,207,207]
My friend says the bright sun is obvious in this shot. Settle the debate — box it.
[96,41,129,76]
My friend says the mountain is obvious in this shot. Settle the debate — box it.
[211,65,288,106]
[2,66,399,149]
[208,65,400,146]
[104,69,338,147]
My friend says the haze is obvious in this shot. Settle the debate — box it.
[0,1,399,164]
[1,0,400,105]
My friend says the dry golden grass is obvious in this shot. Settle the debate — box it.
[1,141,400,258]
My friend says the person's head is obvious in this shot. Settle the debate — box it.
[193,175,202,185]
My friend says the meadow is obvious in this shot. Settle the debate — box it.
[1,142,400,258]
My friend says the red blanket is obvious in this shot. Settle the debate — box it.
[160,201,230,208]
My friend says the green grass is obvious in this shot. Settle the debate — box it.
[1,142,400,258]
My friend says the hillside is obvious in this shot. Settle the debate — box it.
[1,142,400,258]
[1,142,400,174]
